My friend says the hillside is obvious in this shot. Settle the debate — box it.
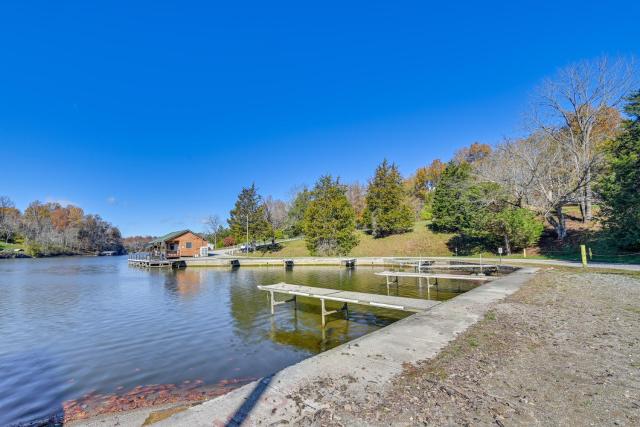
[250,221,456,258]
[249,217,640,264]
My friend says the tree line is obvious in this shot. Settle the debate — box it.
[205,158,417,256]
[211,57,639,257]
[0,197,124,256]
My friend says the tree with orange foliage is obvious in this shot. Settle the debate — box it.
[454,142,492,165]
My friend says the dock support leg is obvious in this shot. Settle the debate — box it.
[269,292,296,315]
[320,298,338,328]
[270,291,275,315]
[321,298,326,328]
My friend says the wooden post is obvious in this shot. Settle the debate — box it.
[588,247,593,261]
[523,248,527,258]
[580,245,588,267]
[321,298,326,328]
[270,291,275,314]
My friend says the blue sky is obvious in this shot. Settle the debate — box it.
[1,1,638,236]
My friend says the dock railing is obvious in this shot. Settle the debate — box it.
[128,252,167,262]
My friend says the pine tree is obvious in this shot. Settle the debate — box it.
[303,176,358,255]
[228,184,272,244]
[431,161,474,232]
[286,187,312,237]
[598,90,640,250]
[362,160,414,237]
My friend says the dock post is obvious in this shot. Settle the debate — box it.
[321,298,326,327]
[270,291,275,315]
[320,298,340,328]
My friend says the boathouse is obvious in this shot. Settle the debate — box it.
[146,230,208,258]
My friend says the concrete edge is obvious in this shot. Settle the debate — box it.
[182,256,639,271]
[142,267,539,426]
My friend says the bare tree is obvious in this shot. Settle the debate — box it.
[478,133,585,240]
[532,57,634,222]
[0,196,18,243]
[264,196,289,233]
[204,214,221,248]
[345,182,367,223]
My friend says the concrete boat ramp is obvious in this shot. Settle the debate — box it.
[71,268,538,427]
[89,268,533,427]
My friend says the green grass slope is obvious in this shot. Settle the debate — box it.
[250,221,456,258]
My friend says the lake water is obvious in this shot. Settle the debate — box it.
[0,256,478,425]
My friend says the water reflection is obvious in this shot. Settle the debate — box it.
[163,269,206,297]
[0,257,479,425]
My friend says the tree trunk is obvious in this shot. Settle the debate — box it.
[584,178,593,222]
[547,206,568,240]
[555,206,567,240]
[503,235,511,255]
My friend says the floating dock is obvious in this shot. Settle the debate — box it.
[258,282,440,327]
[127,254,185,268]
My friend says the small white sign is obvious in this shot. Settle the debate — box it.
[498,247,503,254]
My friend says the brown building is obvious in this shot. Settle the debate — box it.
[146,230,208,258]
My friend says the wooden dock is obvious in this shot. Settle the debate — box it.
[375,270,492,289]
[127,253,185,268]
[423,264,497,269]
[258,282,440,327]
[376,271,493,281]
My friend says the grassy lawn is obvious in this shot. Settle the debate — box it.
[247,219,639,264]
[250,221,456,258]
[0,242,26,252]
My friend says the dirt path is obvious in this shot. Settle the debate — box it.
[303,269,640,426]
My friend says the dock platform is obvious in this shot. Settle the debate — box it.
[375,271,493,281]
[258,282,440,327]
[127,253,185,268]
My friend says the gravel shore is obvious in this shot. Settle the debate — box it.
[301,269,640,426]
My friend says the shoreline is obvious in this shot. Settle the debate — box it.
[72,266,537,426]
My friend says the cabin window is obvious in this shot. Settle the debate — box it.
[186,242,192,249]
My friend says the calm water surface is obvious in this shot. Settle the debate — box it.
[0,256,477,425]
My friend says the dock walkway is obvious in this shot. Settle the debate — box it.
[258,282,440,327]
[375,270,493,282]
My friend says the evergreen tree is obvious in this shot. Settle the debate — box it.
[431,161,476,232]
[598,90,640,250]
[228,184,272,244]
[303,176,358,255]
[362,160,414,237]
[286,187,312,236]
[482,207,544,255]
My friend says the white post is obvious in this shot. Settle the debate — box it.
[270,291,275,314]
